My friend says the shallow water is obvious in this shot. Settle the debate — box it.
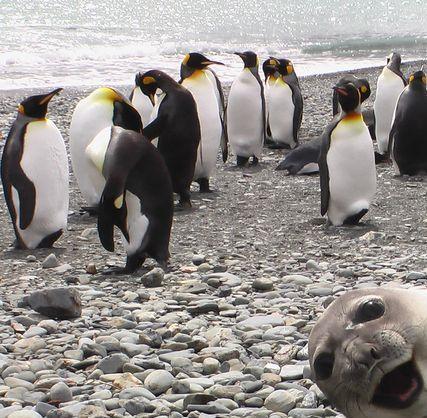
[1,0,426,90]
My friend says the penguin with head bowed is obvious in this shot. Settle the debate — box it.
[277,75,373,175]
[263,57,279,143]
[129,72,154,128]
[137,69,200,209]
[265,57,303,149]
[389,70,427,176]
[374,52,407,156]
[226,51,265,166]
[69,87,142,213]
[319,80,376,226]
[90,126,174,274]
[1,88,69,249]
[180,52,225,192]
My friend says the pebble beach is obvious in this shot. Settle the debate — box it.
[0,60,426,418]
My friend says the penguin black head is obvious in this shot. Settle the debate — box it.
[387,52,401,67]
[182,53,224,70]
[137,70,176,104]
[262,57,279,81]
[18,88,62,119]
[234,51,258,69]
[332,76,370,116]
[334,82,361,113]
[408,70,427,89]
[277,59,295,76]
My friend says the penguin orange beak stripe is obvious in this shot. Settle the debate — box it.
[201,60,224,66]
[38,88,63,105]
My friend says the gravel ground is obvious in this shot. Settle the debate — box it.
[0,60,426,418]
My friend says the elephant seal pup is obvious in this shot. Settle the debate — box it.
[308,288,427,418]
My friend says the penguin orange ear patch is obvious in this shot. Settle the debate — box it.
[143,76,156,85]
[183,54,190,65]
[423,76,427,84]
[18,104,24,114]
[287,65,293,74]
[360,85,368,93]
[409,75,415,83]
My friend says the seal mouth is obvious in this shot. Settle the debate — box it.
[372,360,423,409]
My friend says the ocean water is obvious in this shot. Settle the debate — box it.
[1,0,426,90]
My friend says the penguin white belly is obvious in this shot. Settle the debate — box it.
[85,126,112,194]
[13,120,69,249]
[182,72,222,179]
[70,98,113,206]
[227,70,263,158]
[268,79,296,148]
[265,77,276,138]
[327,118,376,225]
[131,87,153,128]
[120,191,149,256]
[374,68,405,154]
[297,162,319,175]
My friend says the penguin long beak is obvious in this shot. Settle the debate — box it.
[38,88,63,105]
[234,52,245,58]
[333,86,349,96]
[201,60,224,66]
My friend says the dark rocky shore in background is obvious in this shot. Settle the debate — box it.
[0,60,426,417]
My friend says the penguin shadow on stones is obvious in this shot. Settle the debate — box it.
[224,160,265,174]
[321,219,379,239]
[2,245,66,261]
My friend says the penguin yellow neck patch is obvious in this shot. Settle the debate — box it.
[343,112,362,122]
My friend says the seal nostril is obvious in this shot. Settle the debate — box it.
[371,347,380,360]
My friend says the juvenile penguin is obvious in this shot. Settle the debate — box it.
[90,127,173,274]
[374,52,407,155]
[319,81,376,226]
[227,51,265,166]
[129,73,154,127]
[180,52,224,192]
[69,87,142,211]
[137,70,200,209]
[277,76,373,175]
[1,89,69,249]
[389,70,427,175]
[266,58,303,149]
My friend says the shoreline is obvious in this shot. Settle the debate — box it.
[0,58,425,98]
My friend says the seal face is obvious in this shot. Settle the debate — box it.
[308,288,427,418]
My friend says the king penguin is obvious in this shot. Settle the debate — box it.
[262,57,279,143]
[89,126,173,274]
[180,52,225,192]
[227,51,265,166]
[69,87,142,211]
[129,72,154,128]
[1,89,69,249]
[137,70,200,209]
[266,58,303,149]
[373,52,407,156]
[319,81,376,226]
[389,70,427,176]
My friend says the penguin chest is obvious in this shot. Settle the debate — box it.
[227,70,264,156]
[70,99,114,206]
[374,68,405,151]
[183,72,222,177]
[131,87,153,128]
[120,191,149,256]
[268,79,295,146]
[86,126,113,175]
[327,118,376,220]
[149,89,166,147]
[14,120,69,248]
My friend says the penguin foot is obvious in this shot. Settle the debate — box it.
[236,156,250,167]
[81,206,99,216]
[251,156,259,166]
[374,152,391,164]
[343,209,368,225]
[175,201,192,212]
[197,178,212,193]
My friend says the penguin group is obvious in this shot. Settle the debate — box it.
[1,50,426,271]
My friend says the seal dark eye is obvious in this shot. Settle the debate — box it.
[314,352,335,380]
[355,299,385,323]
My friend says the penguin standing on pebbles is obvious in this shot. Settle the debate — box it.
[319,81,376,226]
[1,89,69,249]
[266,58,303,149]
[389,70,427,176]
[227,51,265,166]
[137,70,200,209]
[180,53,225,192]
[374,52,407,156]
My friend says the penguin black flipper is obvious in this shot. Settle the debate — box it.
[319,118,340,216]
[97,128,146,251]
[253,70,267,144]
[1,122,36,231]
[289,82,303,145]
[143,112,168,141]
